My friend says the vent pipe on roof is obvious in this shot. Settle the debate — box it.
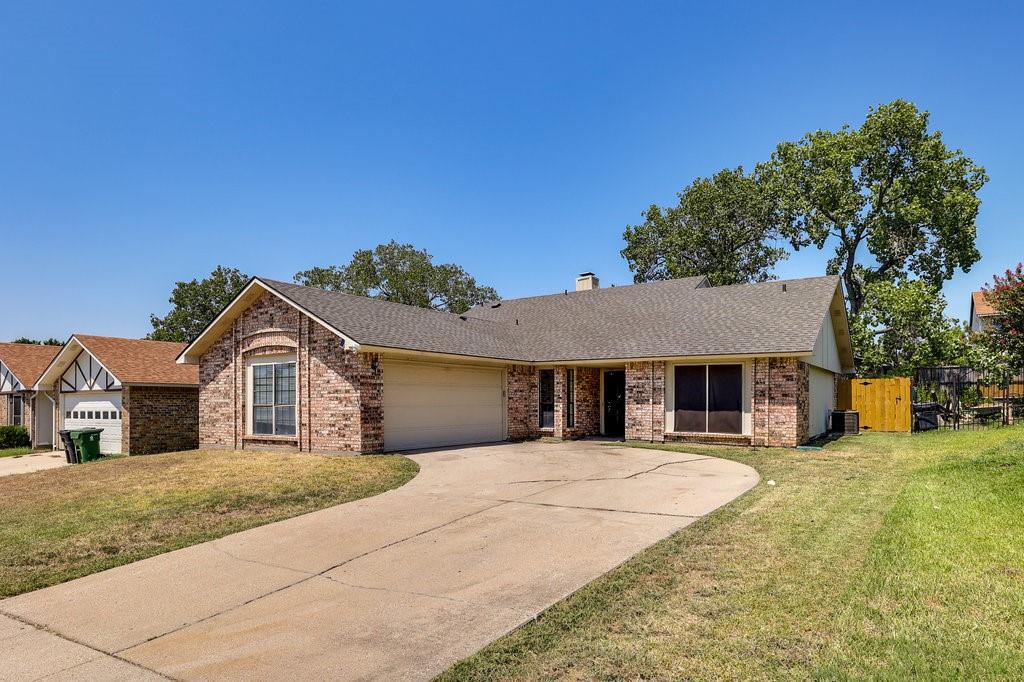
[576,272,599,291]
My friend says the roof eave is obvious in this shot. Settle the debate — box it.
[176,278,361,365]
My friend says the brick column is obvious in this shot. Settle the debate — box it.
[625,361,665,442]
[506,365,539,440]
[553,366,566,438]
[752,357,809,447]
[357,352,384,452]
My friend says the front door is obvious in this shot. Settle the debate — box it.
[603,370,625,437]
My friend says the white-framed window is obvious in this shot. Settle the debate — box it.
[248,356,297,436]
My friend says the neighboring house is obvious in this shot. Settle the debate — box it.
[0,343,61,448]
[34,335,200,455]
[970,290,997,332]
[178,272,855,452]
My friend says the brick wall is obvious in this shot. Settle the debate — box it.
[305,317,383,452]
[751,357,810,447]
[198,291,384,453]
[0,394,8,426]
[122,385,200,455]
[553,366,600,439]
[625,361,665,442]
[506,364,539,440]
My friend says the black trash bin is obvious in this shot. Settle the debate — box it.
[58,429,79,464]
[913,402,940,432]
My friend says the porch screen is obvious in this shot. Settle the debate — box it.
[674,365,706,432]
[707,364,742,433]
[674,364,743,434]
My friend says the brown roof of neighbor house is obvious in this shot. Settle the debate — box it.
[972,290,997,317]
[0,343,61,388]
[74,335,199,385]
[254,274,848,364]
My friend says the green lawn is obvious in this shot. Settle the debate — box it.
[441,428,1024,681]
[0,447,34,458]
[0,449,418,597]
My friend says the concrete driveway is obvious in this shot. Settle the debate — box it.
[0,440,758,681]
[0,451,68,477]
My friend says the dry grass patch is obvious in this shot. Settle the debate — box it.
[0,449,417,597]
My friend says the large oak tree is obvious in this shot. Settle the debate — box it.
[149,266,250,343]
[621,167,787,286]
[295,241,498,314]
[759,100,987,316]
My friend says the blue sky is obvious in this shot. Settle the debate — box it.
[2,1,1021,340]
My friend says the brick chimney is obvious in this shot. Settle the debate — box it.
[575,272,599,291]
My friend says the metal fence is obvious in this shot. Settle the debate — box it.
[912,366,1024,431]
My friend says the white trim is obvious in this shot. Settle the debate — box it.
[177,279,360,365]
[33,336,123,391]
[245,353,298,437]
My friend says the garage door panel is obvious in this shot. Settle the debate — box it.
[384,362,504,451]
[384,405,503,430]
[64,392,122,454]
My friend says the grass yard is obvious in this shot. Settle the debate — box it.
[441,427,1024,681]
[0,449,417,598]
[0,447,34,458]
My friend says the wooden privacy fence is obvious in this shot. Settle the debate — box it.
[837,377,912,433]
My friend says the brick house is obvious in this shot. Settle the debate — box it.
[34,335,200,455]
[0,342,61,449]
[179,273,854,452]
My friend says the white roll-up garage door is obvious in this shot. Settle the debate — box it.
[64,392,123,454]
[383,361,505,451]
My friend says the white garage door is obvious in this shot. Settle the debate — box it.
[64,392,123,454]
[383,361,504,451]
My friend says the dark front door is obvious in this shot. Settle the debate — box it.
[603,370,625,437]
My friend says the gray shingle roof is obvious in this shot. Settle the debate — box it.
[259,275,843,363]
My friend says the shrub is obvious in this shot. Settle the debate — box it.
[0,425,31,449]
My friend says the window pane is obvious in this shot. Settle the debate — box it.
[566,369,575,428]
[674,365,707,432]
[274,362,296,406]
[253,406,274,434]
[275,406,296,435]
[253,365,274,406]
[708,365,743,434]
[539,369,554,428]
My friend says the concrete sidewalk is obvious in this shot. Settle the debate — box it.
[0,441,758,681]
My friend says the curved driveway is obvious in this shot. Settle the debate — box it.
[1,440,758,681]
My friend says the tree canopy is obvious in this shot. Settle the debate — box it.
[148,266,250,343]
[849,280,970,375]
[759,99,987,317]
[295,241,499,314]
[622,167,787,286]
[11,337,62,345]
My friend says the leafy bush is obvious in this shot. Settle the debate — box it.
[0,425,30,449]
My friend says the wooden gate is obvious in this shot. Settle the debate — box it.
[837,378,912,433]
